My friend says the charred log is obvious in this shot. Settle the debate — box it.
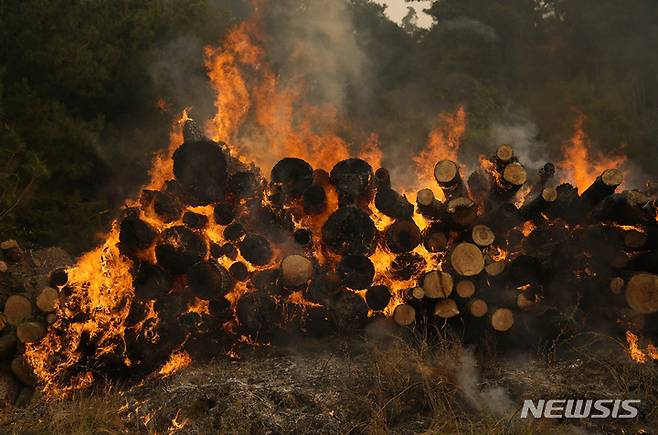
[322,206,377,256]
[155,226,207,275]
[173,140,228,204]
[337,255,375,290]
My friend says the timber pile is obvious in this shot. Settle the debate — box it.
[4,124,658,396]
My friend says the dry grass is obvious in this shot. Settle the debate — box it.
[1,331,657,434]
[3,389,127,435]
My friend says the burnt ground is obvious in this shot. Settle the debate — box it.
[1,331,656,435]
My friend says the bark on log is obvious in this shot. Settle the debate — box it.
[446,197,477,228]
[416,188,445,221]
[519,187,558,220]
[434,160,466,199]
[375,188,414,220]
[581,169,623,205]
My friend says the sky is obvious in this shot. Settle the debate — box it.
[373,0,434,29]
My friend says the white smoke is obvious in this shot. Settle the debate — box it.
[456,348,514,417]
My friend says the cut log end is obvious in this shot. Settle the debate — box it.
[471,224,495,247]
[468,299,488,317]
[423,270,453,299]
[434,299,459,318]
[36,287,59,313]
[451,243,485,277]
[417,188,435,206]
[434,160,459,185]
[485,260,505,277]
[541,186,558,203]
[3,295,32,326]
[491,308,515,332]
[281,255,313,287]
[393,304,416,326]
[610,277,625,295]
[17,322,46,344]
[495,144,514,163]
[411,287,425,300]
[455,280,476,298]
[601,168,623,188]
[625,273,658,314]
[502,163,527,187]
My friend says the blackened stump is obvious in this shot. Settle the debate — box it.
[386,220,421,253]
[239,234,273,266]
[322,206,377,256]
[188,261,233,300]
[337,255,375,289]
[271,157,314,199]
[330,158,373,204]
[133,262,172,300]
[366,285,391,311]
[173,140,228,204]
[155,226,207,275]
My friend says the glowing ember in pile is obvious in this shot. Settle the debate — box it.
[14,1,658,399]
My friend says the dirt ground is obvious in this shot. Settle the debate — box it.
[1,330,655,435]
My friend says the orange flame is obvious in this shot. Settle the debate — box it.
[560,113,626,193]
[158,350,192,378]
[409,106,466,201]
[626,331,658,363]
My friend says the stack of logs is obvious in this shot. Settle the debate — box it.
[3,123,658,394]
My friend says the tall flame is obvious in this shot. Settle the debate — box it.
[560,113,626,193]
[408,105,466,202]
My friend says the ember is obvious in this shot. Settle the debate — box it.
[4,3,657,400]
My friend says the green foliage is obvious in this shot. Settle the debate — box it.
[0,0,234,253]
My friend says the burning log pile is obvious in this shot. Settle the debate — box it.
[2,122,658,397]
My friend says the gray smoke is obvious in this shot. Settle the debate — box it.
[441,16,498,41]
[455,348,514,417]
[265,0,370,113]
